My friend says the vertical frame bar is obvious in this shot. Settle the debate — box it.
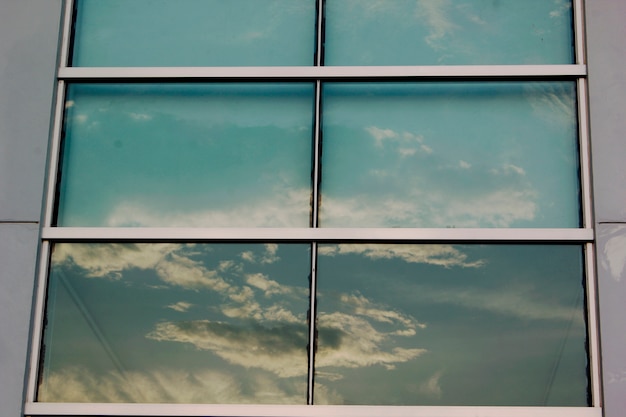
[573,0,587,65]
[577,78,593,230]
[58,0,75,68]
[24,242,51,402]
[307,0,325,404]
[27,0,76,403]
[585,242,602,407]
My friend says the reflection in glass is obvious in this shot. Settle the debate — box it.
[325,0,575,65]
[315,244,589,406]
[320,82,580,228]
[39,243,310,403]
[71,0,316,66]
[56,84,314,227]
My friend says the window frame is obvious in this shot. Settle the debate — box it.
[26,0,601,415]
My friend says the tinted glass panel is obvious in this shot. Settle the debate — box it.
[320,82,580,228]
[316,244,589,406]
[325,0,575,65]
[39,243,310,403]
[72,0,316,66]
[56,84,314,227]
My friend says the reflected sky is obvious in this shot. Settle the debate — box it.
[56,84,314,227]
[316,244,588,405]
[72,0,316,66]
[71,0,574,67]
[325,0,575,65]
[40,243,588,405]
[321,82,580,228]
[40,243,311,403]
[56,82,580,228]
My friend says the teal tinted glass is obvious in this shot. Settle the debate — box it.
[71,0,316,66]
[39,243,310,403]
[56,84,314,227]
[320,82,580,228]
[325,0,575,65]
[316,244,588,406]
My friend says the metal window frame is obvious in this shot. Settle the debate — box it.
[25,0,601,415]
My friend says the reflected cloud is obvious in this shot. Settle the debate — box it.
[105,188,309,227]
[316,312,427,372]
[167,301,193,312]
[419,370,444,399]
[418,282,584,323]
[599,225,626,282]
[415,0,458,50]
[38,367,306,404]
[147,320,308,378]
[319,244,484,269]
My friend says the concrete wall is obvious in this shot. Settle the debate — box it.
[0,1,62,415]
[0,0,624,415]
[586,0,626,415]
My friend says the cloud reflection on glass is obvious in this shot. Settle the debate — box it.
[39,243,588,406]
[56,84,314,227]
[320,82,580,228]
[325,0,574,65]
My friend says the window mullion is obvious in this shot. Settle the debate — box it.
[308,0,325,404]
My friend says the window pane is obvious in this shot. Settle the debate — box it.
[315,244,589,406]
[320,82,580,228]
[325,0,575,65]
[71,0,316,66]
[56,84,314,227]
[39,243,310,403]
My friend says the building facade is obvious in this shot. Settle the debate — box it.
[0,0,625,416]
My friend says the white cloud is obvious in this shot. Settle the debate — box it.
[366,126,398,146]
[316,312,427,371]
[415,0,458,50]
[419,283,584,323]
[105,188,310,228]
[419,370,443,399]
[167,301,193,312]
[147,320,308,378]
[246,273,286,297]
[38,367,306,404]
[52,243,181,279]
[319,244,484,269]
[128,112,152,121]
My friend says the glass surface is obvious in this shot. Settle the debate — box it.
[320,82,580,228]
[315,244,589,406]
[39,243,310,403]
[325,0,575,65]
[71,0,316,66]
[56,84,314,227]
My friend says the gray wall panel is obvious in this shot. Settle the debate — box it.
[596,224,626,416]
[0,0,62,221]
[0,1,62,416]
[586,1,626,416]
[0,224,40,416]
[586,0,626,223]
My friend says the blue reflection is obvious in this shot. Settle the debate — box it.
[321,82,580,228]
[325,0,575,65]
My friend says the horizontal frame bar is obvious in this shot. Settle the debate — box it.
[58,65,587,81]
[42,227,594,242]
[24,403,602,417]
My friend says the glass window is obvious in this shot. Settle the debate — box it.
[30,0,594,414]
[71,0,317,67]
[324,0,575,65]
[316,244,588,406]
[39,243,311,403]
[56,83,314,227]
[320,82,580,228]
